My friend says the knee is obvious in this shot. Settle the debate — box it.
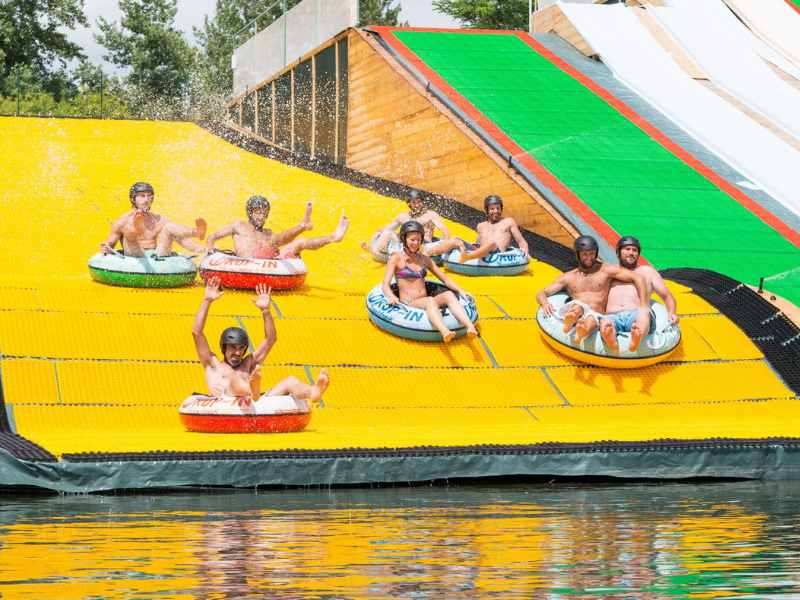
[442,291,457,303]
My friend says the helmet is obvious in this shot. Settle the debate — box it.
[219,327,249,354]
[484,195,503,212]
[616,235,641,257]
[246,195,270,229]
[129,182,154,204]
[407,190,421,203]
[399,220,425,249]
[246,195,270,214]
[574,235,599,265]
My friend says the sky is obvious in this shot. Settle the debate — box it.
[72,0,459,71]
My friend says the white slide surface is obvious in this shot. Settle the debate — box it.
[558,2,800,218]
[723,0,800,72]
[650,0,800,141]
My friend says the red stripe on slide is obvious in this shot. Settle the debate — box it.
[371,26,622,252]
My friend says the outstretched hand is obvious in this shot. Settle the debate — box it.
[253,283,272,311]
[204,276,224,302]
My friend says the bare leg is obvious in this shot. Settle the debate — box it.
[574,316,598,344]
[460,241,498,263]
[249,365,262,398]
[121,224,146,257]
[156,220,206,256]
[361,229,397,259]
[437,291,477,337]
[629,310,651,352]
[302,202,313,231]
[288,215,349,254]
[600,319,619,353]
[425,237,465,258]
[562,304,584,334]
[266,369,329,405]
[412,296,453,341]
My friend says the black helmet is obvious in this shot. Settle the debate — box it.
[400,220,425,249]
[616,235,641,257]
[574,235,599,265]
[484,195,503,212]
[246,195,270,229]
[129,181,154,203]
[246,195,270,214]
[219,327,249,354]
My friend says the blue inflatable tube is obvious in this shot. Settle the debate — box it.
[443,247,529,276]
[536,293,681,369]
[365,282,478,342]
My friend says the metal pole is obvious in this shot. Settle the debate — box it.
[100,71,104,119]
[529,0,533,34]
[282,0,287,68]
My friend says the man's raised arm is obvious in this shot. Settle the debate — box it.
[192,277,223,366]
[609,266,649,308]
[250,284,277,365]
[274,202,312,246]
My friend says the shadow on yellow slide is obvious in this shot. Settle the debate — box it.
[0,116,796,464]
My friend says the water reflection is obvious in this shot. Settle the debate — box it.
[0,481,800,597]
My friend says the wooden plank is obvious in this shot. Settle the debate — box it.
[346,30,577,246]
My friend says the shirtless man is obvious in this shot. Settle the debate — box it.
[536,235,651,352]
[605,235,678,340]
[458,195,530,263]
[192,276,329,403]
[361,190,463,259]
[100,182,207,257]
[205,196,348,259]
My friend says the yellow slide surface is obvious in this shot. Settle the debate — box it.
[0,116,796,459]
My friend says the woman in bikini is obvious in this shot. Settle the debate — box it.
[382,220,478,343]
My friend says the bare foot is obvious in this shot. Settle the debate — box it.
[332,215,349,242]
[302,202,313,231]
[629,326,644,352]
[466,327,478,339]
[249,365,262,398]
[309,368,329,405]
[132,211,147,235]
[574,319,592,344]
[600,325,619,353]
[194,218,207,240]
[458,251,473,264]
[562,309,580,334]
[442,331,456,343]
[360,241,371,252]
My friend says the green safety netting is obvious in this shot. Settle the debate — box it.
[393,31,799,305]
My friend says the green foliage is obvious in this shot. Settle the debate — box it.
[96,0,196,108]
[0,91,131,119]
[358,0,405,26]
[194,0,301,96]
[0,0,88,99]
[432,0,529,30]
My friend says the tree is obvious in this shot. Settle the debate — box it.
[96,0,196,107]
[358,0,404,26]
[432,0,529,31]
[0,0,88,99]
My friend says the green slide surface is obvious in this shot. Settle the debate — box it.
[394,31,800,304]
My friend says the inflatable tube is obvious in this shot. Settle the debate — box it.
[537,293,681,369]
[199,251,307,290]
[179,394,311,433]
[443,247,529,276]
[370,235,444,265]
[88,250,196,288]
[365,281,478,341]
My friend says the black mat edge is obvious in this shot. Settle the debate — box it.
[61,437,800,463]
